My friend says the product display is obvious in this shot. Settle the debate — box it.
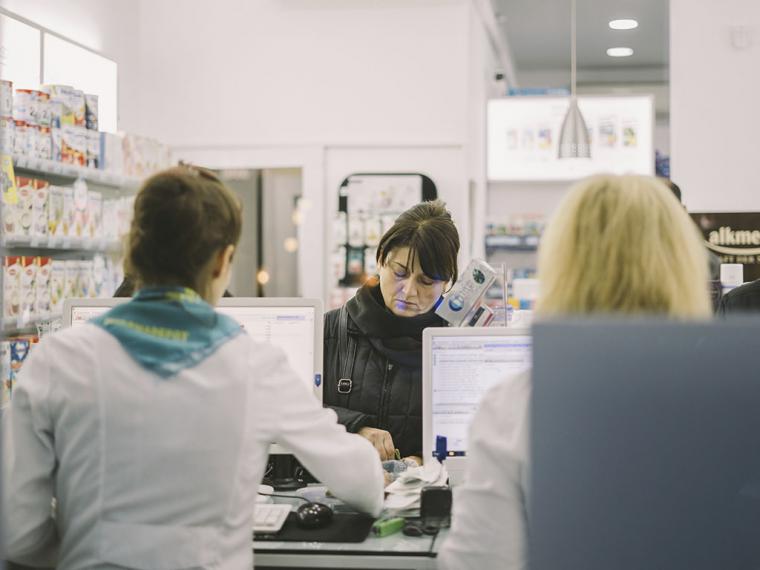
[6,81,171,178]
[3,254,123,326]
[3,176,132,245]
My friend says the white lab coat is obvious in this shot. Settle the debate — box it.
[437,370,531,570]
[1,323,384,569]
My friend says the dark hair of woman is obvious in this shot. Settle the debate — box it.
[376,199,460,285]
[125,165,242,296]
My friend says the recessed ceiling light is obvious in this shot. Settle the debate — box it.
[609,19,639,30]
[607,47,634,57]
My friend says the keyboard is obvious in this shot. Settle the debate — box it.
[253,503,292,533]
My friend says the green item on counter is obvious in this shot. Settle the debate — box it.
[372,516,406,537]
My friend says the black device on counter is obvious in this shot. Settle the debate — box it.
[420,486,452,529]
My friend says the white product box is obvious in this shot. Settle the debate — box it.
[3,257,21,320]
[48,186,65,238]
[88,191,103,239]
[32,182,49,239]
[35,257,52,316]
[50,261,66,314]
[20,256,37,323]
[61,186,75,238]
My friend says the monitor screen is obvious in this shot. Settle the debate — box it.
[216,305,316,395]
[430,333,532,457]
[68,303,318,396]
[70,305,111,327]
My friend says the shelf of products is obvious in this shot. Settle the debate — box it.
[3,313,61,335]
[484,234,540,251]
[13,154,141,189]
[2,235,122,252]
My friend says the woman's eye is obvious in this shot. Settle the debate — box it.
[394,271,407,279]
[420,279,435,287]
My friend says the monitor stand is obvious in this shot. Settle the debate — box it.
[265,454,306,491]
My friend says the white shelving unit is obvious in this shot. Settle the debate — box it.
[12,154,141,189]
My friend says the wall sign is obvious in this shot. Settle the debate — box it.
[487,95,654,181]
[691,212,760,281]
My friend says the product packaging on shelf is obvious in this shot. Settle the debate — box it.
[9,338,31,390]
[12,120,27,156]
[4,256,21,321]
[0,116,13,152]
[42,85,80,126]
[50,260,66,314]
[92,255,106,297]
[13,89,35,124]
[48,186,64,238]
[73,179,88,238]
[64,260,79,300]
[88,191,102,239]
[99,132,124,174]
[85,94,98,131]
[35,257,52,316]
[36,91,51,129]
[50,126,62,162]
[86,130,100,168]
[61,185,75,238]
[1,341,11,408]
[15,177,35,238]
[0,79,12,117]
[20,256,37,323]
[60,125,87,166]
[32,180,49,239]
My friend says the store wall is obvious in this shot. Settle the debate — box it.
[131,0,501,300]
[0,0,142,132]
[670,0,760,212]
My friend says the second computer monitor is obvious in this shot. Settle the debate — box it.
[63,297,323,400]
[216,298,323,400]
[422,326,532,483]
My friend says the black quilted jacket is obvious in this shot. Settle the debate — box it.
[322,285,447,458]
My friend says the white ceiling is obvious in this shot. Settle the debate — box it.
[492,0,669,83]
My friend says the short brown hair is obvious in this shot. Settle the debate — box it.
[126,165,242,295]
[376,200,460,284]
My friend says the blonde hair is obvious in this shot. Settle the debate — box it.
[536,174,711,318]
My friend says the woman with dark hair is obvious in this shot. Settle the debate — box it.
[2,166,383,569]
[324,200,460,461]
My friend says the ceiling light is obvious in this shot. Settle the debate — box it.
[609,19,638,30]
[607,47,634,57]
[558,0,591,159]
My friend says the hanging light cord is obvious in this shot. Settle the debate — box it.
[571,0,577,98]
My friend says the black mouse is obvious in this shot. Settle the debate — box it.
[295,502,333,529]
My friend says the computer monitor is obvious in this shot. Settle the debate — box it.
[63,297,323,400]
[530,319,760,570]
[63,298,127,327]
[422,326,532,484]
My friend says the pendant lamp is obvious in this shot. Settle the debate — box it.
[558,0,591,158]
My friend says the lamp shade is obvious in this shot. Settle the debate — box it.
[558,97,591,158]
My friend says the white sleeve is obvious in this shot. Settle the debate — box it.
[1,343,60,567]
[253,345,384,517]
[437,378,530,570]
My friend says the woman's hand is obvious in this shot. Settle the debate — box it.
[358,426,396,460]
